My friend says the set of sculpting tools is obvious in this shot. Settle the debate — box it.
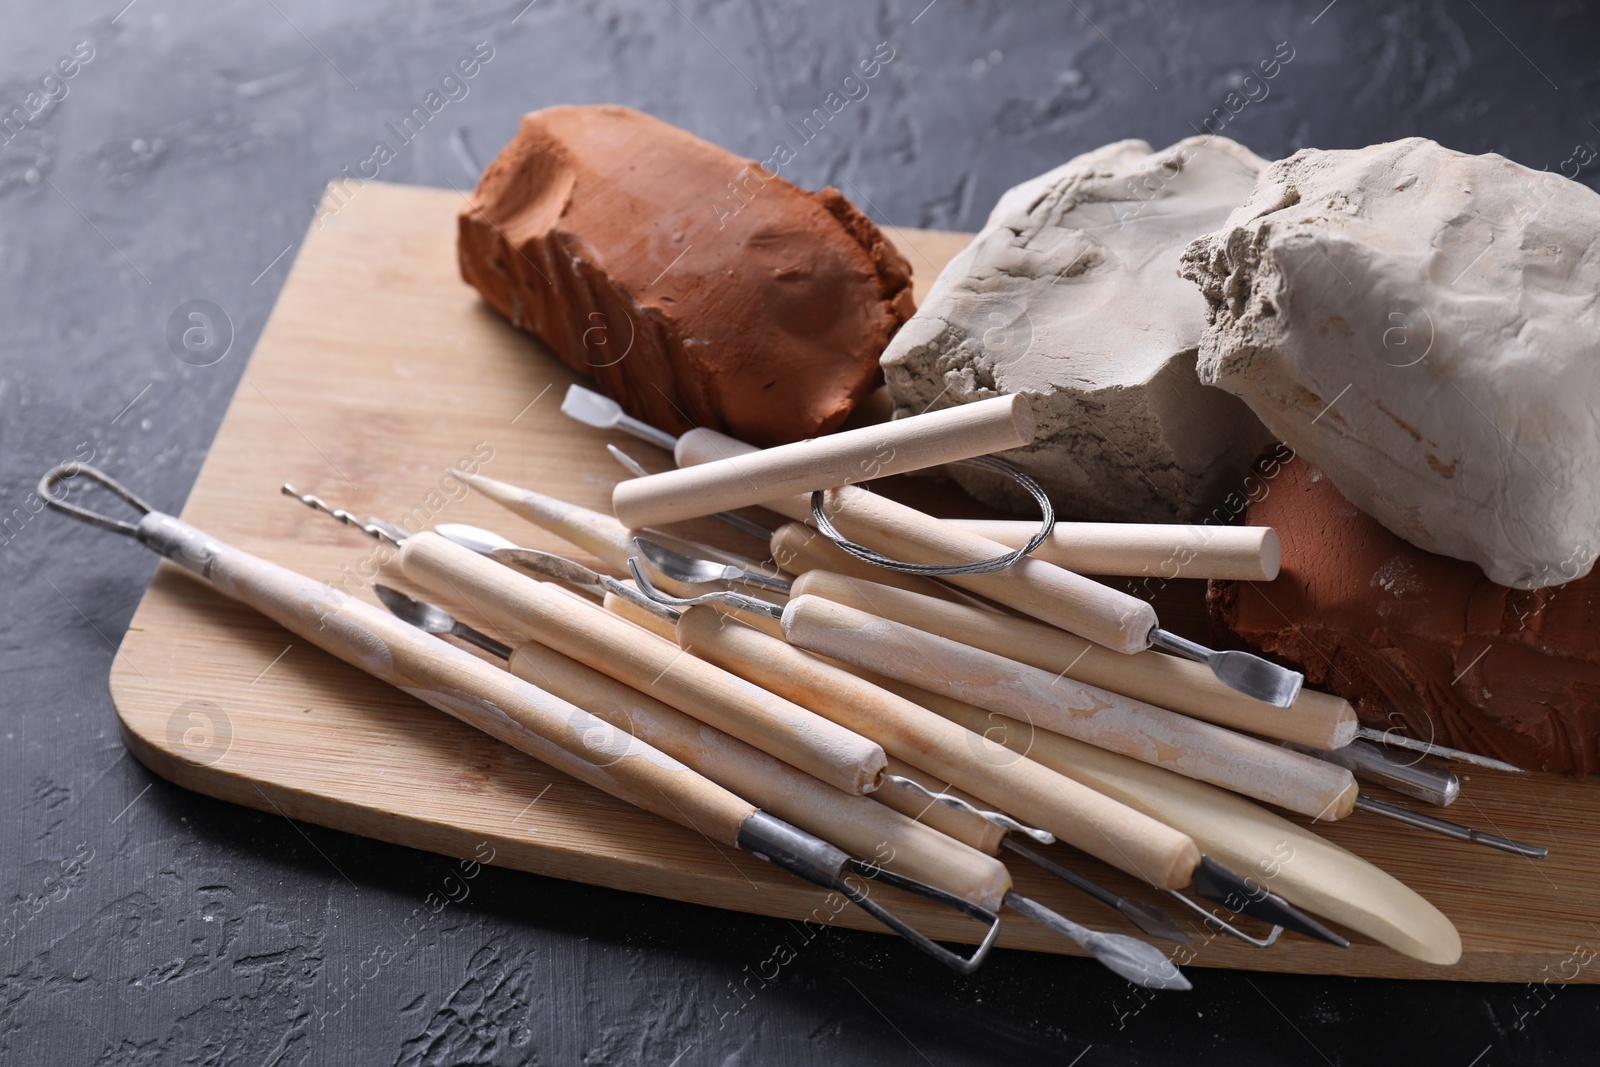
[40,386,1543,986]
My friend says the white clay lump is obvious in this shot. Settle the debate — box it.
[1182,137,1600,589]
[880,136,1274,523]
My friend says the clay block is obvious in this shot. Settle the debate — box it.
[1211,452,1600,774]
[1182,137,1600,588]
[459,105,914,447]
[880,136,1272,522]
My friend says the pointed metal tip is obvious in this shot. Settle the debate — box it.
[1005,893,1191,991]
[1355,727,1527,773]
[1116,899,1194,946]
[1353,795,1549,859]
[1192,857,1349,948]
[606,444,650,479]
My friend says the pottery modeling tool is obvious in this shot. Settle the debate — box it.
[618,563,1347,946]
[664,426,1305,706]
[568,384,1272,581]
[565,382,1281,580]
[437,531,1197,943]
[454,467,989,609]
[433,523,788,643]
[427,531,1327,946]
[560,384,679,451]
[483,547,1324,947]
[374,584,1190,987]
[875,674,1466,966]
[768,593,1544,857]
[633,539,1514,821]
[779,569,1527,775]
[38,464,1010,974]
[876,758,1193,945]
[505,556,1199,946]
[610,393,1038,528]
[280,487,885,797]
[442,468,769,575]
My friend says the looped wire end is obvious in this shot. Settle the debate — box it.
[810,456,1055,576]
[37,462,155,537]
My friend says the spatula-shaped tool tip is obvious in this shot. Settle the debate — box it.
[1210,649,1304,708]
[561,383,625,429]
[1149,629,1304,708]
[1005,893,1190,991]
[561,384,679,450]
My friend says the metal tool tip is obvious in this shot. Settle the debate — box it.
[1192,857,1349,948]
[561,383,621,428]
[607,444,650,479]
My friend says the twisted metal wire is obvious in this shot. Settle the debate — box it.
[809,456,1055,576]
[280,485,406,547]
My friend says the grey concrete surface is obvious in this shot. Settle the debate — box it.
[3,1,1598,1063]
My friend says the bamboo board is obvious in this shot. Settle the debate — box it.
[109,182,1599,981]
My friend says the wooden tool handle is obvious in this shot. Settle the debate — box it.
[602,587,681,641]
[675,604,1201,889]
[675,428,812,522]
[397,532,886,795]
[197,535,755,846]
[678,429,1277,583]
[876,757,1008,856]
[789,569,1357,750]
[818,487,1157,653]
[506,641,1010,909]
[770,522,991,608]
[614,394,1036,528]
[949,520,1282,581]
[675,428,1157,653]
[782,595,1360,820]
[904,682,1461,965]
[458,471,634,568]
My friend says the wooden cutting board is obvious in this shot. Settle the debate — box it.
[108,181,1598,982]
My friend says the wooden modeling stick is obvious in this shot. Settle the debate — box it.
[612,394,1036,528]
[396,531,886,796]
[780,595,1358,820]
[870,674,1463,967]
[788,569,1356,750]
[668,604,1202,891]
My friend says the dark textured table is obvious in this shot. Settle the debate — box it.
[5,2,1598,1063]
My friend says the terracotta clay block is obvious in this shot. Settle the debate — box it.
[458,104,914,447]
[1209,451,1600,774]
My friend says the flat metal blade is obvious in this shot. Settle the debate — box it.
[1005,893,1190,991]
[1210,649,1304,707]
[561,383,623,429]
